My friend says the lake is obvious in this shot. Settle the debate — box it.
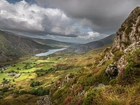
[35,48,66,57]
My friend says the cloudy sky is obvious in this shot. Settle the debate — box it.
[0,0,139,43]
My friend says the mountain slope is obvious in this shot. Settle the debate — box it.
[50,7,140,105]
[0,31,53,62]
[33,38,75,48]
[63,34,115,54]
[98,6,140,67]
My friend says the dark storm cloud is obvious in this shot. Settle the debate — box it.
[36,0,140,34]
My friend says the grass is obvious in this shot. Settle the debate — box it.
[0,73,13,83]
[0,52,83,96]
[0,46,139,105]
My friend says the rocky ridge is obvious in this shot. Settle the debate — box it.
[98,7,140,67]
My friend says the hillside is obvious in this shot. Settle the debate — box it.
[33,38,76,48]
[63,34,115,54]
[0,31,53,62]
[50,7,140,105]
[98,6,140,67]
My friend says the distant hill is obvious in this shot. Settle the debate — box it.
[33,38,76,48]
[0,31,75,62]
[0,31,51,62]
[63,34,115,54]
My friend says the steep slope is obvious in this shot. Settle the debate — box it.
[98,6,140,67]
[63,34,115,54]
[0,31,52,62]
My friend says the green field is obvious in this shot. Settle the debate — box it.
[0,54,81,89]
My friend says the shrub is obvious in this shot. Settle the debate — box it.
[2,78,9,84]
[64,96,73,105]
[83,88,103,105]
[30,87,49,96]
[125,26,132,35]
[19,90,28,95]
[109,79,117,86]
[113,50,124,61]
[117,49,140,85]
[30,81,40,87]
[1,87,9,92]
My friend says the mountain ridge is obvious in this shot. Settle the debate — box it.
[62,34,115,54]
[0,31,51,62]
[0,30,76,63]
[98,6,140,67]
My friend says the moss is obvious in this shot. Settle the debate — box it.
[109,79,117,86]
[117,49,140,85]
[125,24,132,35]
[113,50,124,61]
[83,88,103,105]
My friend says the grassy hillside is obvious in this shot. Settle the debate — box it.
[0,30,53,63]
[0,45,105,104]
[33,38,76,48]
[50,7,140,105]
[0,45,139,105]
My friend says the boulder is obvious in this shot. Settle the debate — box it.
[105,64,118,79]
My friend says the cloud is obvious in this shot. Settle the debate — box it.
[1,0,139,43]
[36,0,140,34]
[78,31,107,41]
[0,0,86,38]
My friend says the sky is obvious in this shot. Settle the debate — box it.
[0,0,139,43]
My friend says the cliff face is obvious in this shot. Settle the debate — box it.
[113,7,140,50]
[99,7,140,67]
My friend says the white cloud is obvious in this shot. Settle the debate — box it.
[0,0,44,32]
[0,0,85,37]
[78,31,106,40]
[88,32,99,38]
[0,0,118,43]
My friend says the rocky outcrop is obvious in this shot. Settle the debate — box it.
[36,95,52,105]
[98,7,140,67]
[105,64,118,79]
[113,7,140,51]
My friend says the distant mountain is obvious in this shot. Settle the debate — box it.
[63,34,115,54]
[0,31,76,62]
[0,31,53,62]
[33,38,76,48]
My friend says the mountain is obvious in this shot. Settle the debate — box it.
[98,6,140,67]
[33,38,76,48]
[0,31,76,63]
[0,30,53,62]
[63,34,115,54]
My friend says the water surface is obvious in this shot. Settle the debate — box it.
[35,48,66,57]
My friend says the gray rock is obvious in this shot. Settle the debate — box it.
[105,64,118,79]
[36,95,52,105]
